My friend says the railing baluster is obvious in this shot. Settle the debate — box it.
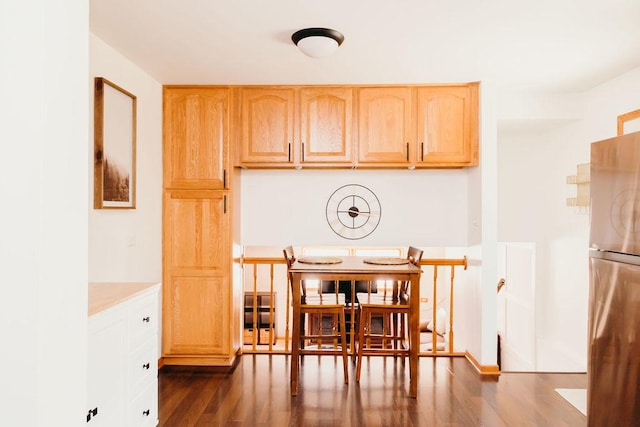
[269,263,274,351]
[252,265,258,350]
[449,265,455,353]
[285,263,290,353]
[432,265,438,355]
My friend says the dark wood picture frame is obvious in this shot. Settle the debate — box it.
[94,77,137,209]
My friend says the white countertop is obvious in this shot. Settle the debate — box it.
[88,282,160,316]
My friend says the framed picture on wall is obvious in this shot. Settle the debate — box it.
[617,108,640,136]
[93,77,137,209]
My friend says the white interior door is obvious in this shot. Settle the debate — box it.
[498,242,536,371]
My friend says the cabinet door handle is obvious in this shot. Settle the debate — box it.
[288,143,291,162]
[143,362,150,370]
[223,169,227,189]
[406,142,409,162]
[302,142,305,162]
[421,142,424,161]
[143,409,150,417]
[142,316,150,323]
[224,195,227,214]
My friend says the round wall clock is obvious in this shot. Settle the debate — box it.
[326,184,381,240]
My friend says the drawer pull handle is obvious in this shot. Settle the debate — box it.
[143,409,150,417]
[142,316,150,323]
[143,362,150,370]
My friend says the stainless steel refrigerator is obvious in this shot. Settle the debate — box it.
[588,131,640,425]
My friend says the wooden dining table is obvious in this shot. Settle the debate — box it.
[288,255,422,397]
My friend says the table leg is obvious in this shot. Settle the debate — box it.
[291,272,301,396]
[409,273,419,398]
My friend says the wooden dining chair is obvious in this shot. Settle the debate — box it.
[283,246,349,386]
[354,246,423,382]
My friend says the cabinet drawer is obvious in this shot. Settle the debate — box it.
[128,379,158,427]
[127,292,158,347]
[129,336,157,394]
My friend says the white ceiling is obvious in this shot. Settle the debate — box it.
[90,0,640,93]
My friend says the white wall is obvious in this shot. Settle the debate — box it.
[240,168,470,247]
[478,81,499,366]
[0,1,88,425]
[584,66,640,140]
[497,65,640,372]
[88,34,163,282]
[449,81,500,368]
[498,123,590,371]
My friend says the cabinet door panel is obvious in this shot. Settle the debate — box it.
[88,308,127,426]
[164,191,229,271]
[416,86,476,165]
[163,88,229,189]
[300,87,353,163]
[163,190,231,356]
[357,87,412,164]
[164,276,230,355]
[240,88,295,163]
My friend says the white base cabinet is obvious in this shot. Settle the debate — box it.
[88,283,160,426]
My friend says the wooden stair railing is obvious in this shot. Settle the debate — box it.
[236,255,468,356]
[238,256,288,354]
[420,257,468,355]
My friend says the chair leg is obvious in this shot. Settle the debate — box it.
[351,307,359,364]
[300,313,306,349]
[382,313,389,349]
[403,312,409,368]
[339,310,349,383]
[355,307,369,382]
[392,312,398,352]
[316,313,323,348]
[333,313,339,349]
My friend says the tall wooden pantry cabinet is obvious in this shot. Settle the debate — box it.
[162,86,240,366]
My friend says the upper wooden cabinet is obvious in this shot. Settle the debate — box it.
[357,87,413,165]
[414,84,478,167]
[234,83,478,168]
[238,87,354,167]
[356,83,479,168]
[163,87,230,189]
[299,87,353,164]
[240,87,296,165]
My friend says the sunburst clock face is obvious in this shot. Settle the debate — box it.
[326,184,381,240]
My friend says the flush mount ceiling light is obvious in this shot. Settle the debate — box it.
[291,28,344,58]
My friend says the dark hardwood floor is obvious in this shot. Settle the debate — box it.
[158,355,586,426]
